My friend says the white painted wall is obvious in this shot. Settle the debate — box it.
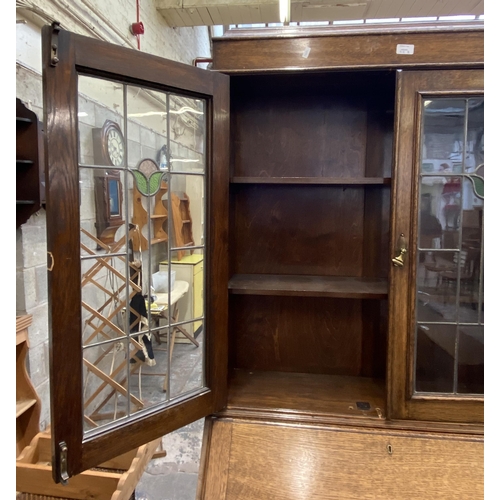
[16,0,211,433]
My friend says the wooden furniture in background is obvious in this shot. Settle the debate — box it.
[131,183,194,257]
[152,281,200,350]
[93,170,124,246]
[15,317,166,499]
[131,181,168,251]
[170,192,195,260]
[92,121,126,244]
[16,98,44,228]
[17,432,163,500]
[80,227,148,422]
[16,315,42,458]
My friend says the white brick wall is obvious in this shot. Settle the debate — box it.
[16,0,211,433]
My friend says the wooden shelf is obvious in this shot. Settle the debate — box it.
[229,274,388,299]
[151,237,168,245]
[17,315,41,458]
[16,398,38,418]
[226,369,386,420]
[131,182,168,250]
[231,176,391,185]
[16,98,44,228]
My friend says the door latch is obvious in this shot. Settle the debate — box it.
[392,233,407,267]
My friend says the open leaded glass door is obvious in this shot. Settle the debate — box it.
[42,24,229,481]
[388,69,483,424]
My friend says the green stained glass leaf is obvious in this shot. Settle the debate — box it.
[132,170,148,196]
[148,171,165,196]
[467,174,484,199]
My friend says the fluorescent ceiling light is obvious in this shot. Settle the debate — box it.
[366,18,400,23]
[128,106,203,118]
[305,2,367,7]
[438,15,476,21]
[300,21,329,26]
[402,17,438,22]
[171,106,203,115]
[333,19,364,24]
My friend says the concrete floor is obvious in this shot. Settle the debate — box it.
[134,330,205,500]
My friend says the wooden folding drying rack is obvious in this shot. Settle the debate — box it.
[16,227,166,499]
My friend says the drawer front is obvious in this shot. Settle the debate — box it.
[199,419,483,500]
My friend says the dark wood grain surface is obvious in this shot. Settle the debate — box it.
[387,69,484,424]
[231,176,391,184]
[227,369,385,419]
[230,72,395,179]
[42,26,230,478]
[213,29,483,73]
[229,274,388,298]
[231,184,366,276]
[228,295,387,376]
[42,25,84,481]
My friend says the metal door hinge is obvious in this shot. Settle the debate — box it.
[58,441,69,485]
[50,21,61,67]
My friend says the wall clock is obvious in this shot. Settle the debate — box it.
[92,119,125,168]
[92,120,125,245]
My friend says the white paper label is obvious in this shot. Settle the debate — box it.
[396,44,415,55]
[302,47,311,58]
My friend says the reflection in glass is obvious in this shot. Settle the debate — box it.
[78,76,124,166]
[162,146,206,399]
[415,324,455,393]
[77,75,207,436]
[457,326,484,394]
[415,97,484,396]
[83,341,138,433]
[169,95,206,173]
[108,179,120,215]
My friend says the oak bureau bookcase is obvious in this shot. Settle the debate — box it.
[40,21,483,499]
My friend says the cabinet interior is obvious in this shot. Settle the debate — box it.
[227,70,396,419]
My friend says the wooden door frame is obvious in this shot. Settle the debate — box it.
[387,68,484,425]
[42,23,229,480]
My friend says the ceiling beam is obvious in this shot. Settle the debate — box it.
[155,0,484,28]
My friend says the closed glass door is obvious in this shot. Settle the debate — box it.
[415,97,483,396]
[389,69,484,424]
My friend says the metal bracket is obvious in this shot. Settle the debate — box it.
[58,441,69,485]
[50,21,61,67]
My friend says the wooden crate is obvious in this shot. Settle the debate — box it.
[16,432,162,500]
